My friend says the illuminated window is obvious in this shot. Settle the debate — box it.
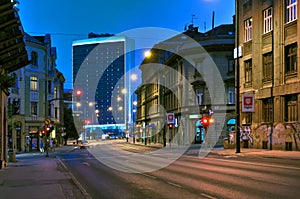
[195,88,203,105]
[286,0,297,23]
[263,7,273,34]
[244,18,252,42]
[30,76,38,91]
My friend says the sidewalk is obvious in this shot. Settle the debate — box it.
[210,147,300,160]
[0,145,87,199]
[124,140,300,160]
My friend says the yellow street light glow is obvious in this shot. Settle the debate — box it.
[144,50,152,58]
[121,88,127,94]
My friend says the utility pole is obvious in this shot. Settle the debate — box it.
[235,0,241,153]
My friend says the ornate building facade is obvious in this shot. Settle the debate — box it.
[8,33,65,153]
[135,24,235,147]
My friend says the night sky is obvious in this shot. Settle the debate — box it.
[18,0,235,89]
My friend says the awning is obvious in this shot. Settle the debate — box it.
[227,118,236,125]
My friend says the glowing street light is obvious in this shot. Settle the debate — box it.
[144,50,152,58]
[130,73,138,81]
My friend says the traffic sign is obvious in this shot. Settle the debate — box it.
[167,113,174,124]
[44,118,51,125]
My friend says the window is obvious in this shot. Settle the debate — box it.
[54,87,58,98]
[31,51,38,66]
[262,98,273,123]
[285,94,298,122]
[31,102,38,116]
[244,59,252,84]
[228,86,235,104]
[30,76,38,91]
[55,107,58,119]
[263,7,273,34]
[245,112,252,124]
[228,58,235,73]
[244,18,252,42]
[263,52,273,81]
[285,43,297,74]
[48,104,52,117]
[48,80,52,94]
[195,88,204,105]
[286,0,297,23]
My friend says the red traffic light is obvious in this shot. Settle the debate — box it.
[75,89,82,101]
[168,123,173,129]
[201,117,210,127]
[75,89,82,96]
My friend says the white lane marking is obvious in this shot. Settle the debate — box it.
[139,173,157,179]
[200,157,300,171]
[248,176,290,186]
[167,181,182,188]
[82,162,90,166]
[200,193,218,199]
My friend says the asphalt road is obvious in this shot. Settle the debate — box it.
[58,143,300,199]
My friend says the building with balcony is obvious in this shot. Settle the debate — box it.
[236,0,299,150]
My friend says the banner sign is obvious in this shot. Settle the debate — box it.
[242,94,254,112]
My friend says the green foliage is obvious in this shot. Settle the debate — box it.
[0,71,16,90]
[63,107,79,140]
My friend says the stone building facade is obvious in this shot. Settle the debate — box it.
[135,24,235,147]
[237,0,299,150]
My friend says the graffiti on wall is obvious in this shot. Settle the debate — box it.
[254,123,300,150]
[240,126,252,143]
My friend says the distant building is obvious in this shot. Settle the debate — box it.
[72,34,134,137]
[237,0,299,150]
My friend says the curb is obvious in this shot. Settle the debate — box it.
[57,157,92,199]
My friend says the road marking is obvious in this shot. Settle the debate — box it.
[167,181,182,188]
[82,162,90,166]
[205,157,300,170]
[200,193,218,199]
[249,176,290,186]
[139,173,157,179]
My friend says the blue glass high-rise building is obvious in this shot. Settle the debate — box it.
[72,34,134,135]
